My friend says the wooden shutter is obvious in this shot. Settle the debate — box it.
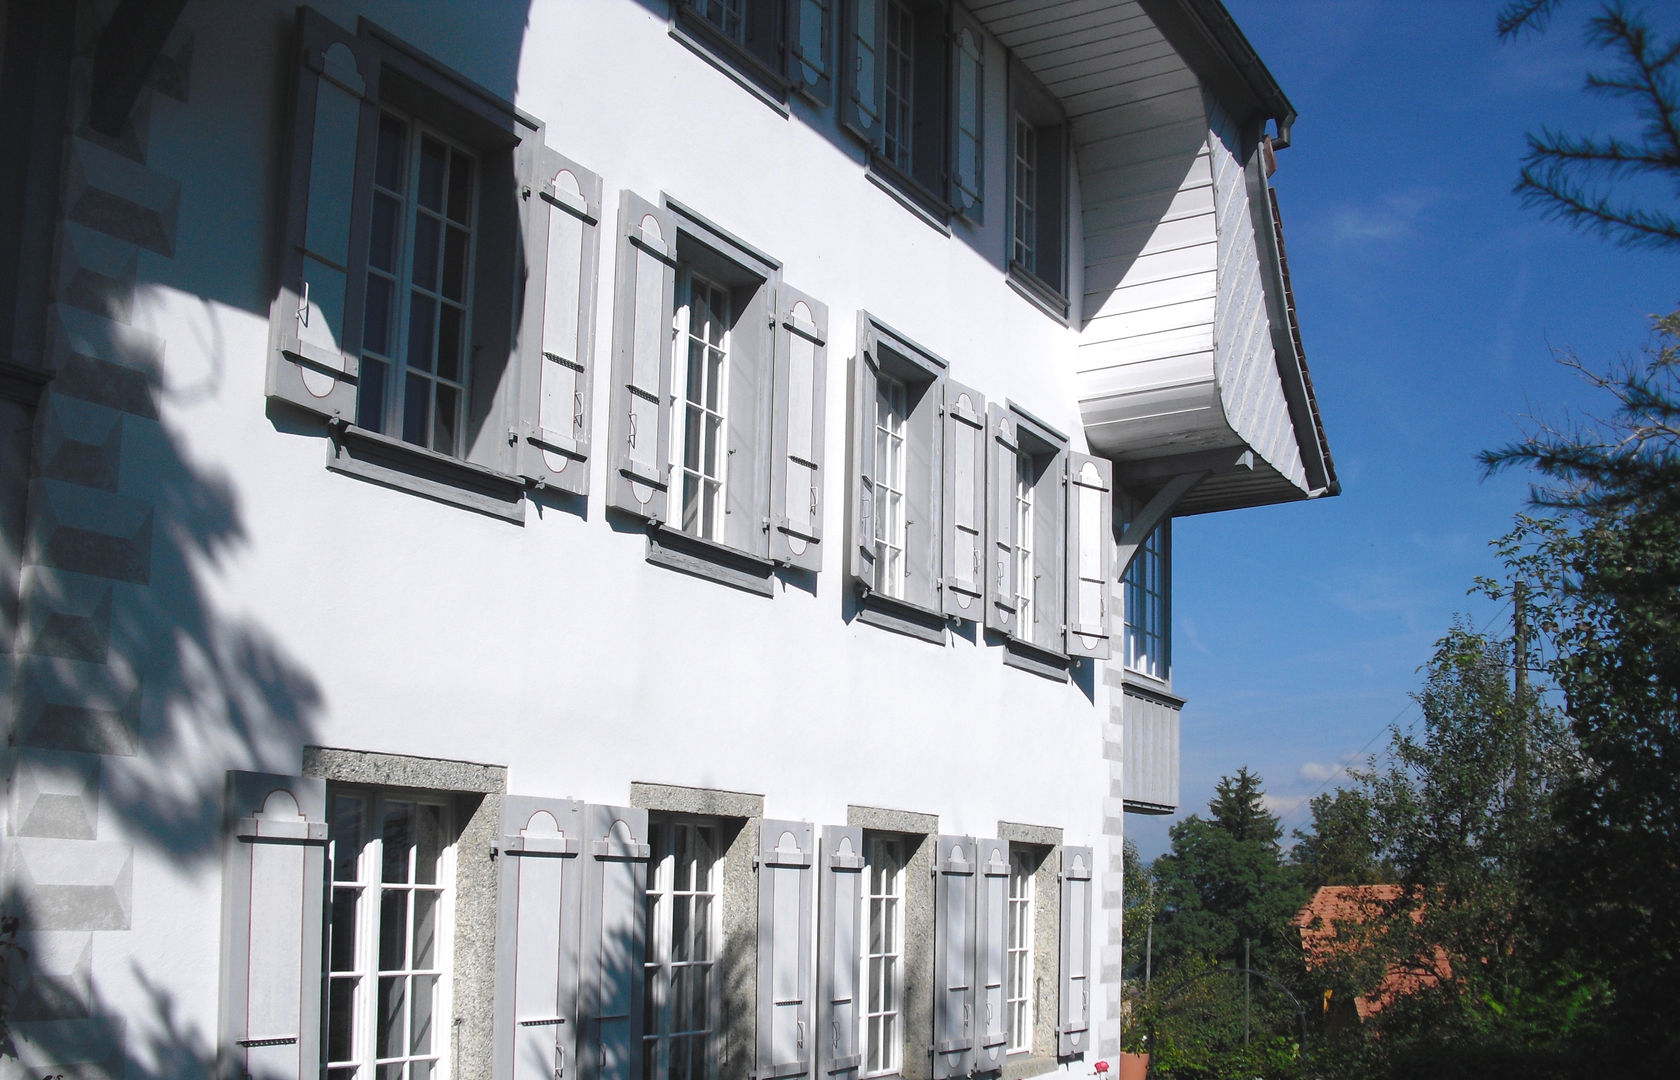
[606,191,677,522]
[941,381,986,621]
[517,146,603,497]
[974,839,1009,1074]
[1064,453,1114,659]
[985,405,1019,636]
[816,826,865,1080]
[790,0,834,105]
[217,771,328,1080]
[850,324,880,591]
[494,796,586,1080]
[267,9,378,421]
[841,0,884,146]
[932,836,977,1080]
[949,8,984,220]
[580,804,651,1080]
[758,820,817,1080]
[1057,846,1093,1058]
[770,287,829,572]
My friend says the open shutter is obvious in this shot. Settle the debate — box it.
[606,191,677,522]
[1057,847,1093,1058]
[790,0,834,105]
[580,804,651,1080]
[941,381,986,621]
[1064,453,1114,659]
[949,7,985,221]
[770,287,829,572]
[816,826,865,1080]
[758,820,817,1080]
[933,836,977,1080]
[974,839,1009,1074]
[494,797,586,1080]
[218,771,328,1080]
[985,406,1019,636]
[517,147,603,496]
[841,0,884,146]
[850,324,880,590]
[267,9,378,421]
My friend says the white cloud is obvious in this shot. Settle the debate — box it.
[1329,189,1436,245]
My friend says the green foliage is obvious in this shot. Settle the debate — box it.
[1290,787,1393,891]
[1120,839,1158,981]
[1124,954,1307,1080]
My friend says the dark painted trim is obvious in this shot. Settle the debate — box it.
[89,0,190,136]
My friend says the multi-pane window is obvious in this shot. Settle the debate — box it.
[1012,118,1037,272]
[324,792,454,1080]
[882,0,915,173]
[358,111,478,455]
[1005,852,1035,1054]
[862,837,905,1077]
[670,268,733,541]
[1014,450,1036,629]
[695,0,746,42]
[643,819,722,1080]
[873,376,910,598]
[1123,522,1169,679]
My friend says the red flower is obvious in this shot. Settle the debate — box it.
[1093,1061,1110,1074]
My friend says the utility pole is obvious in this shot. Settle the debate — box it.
[1514,580,1529,708]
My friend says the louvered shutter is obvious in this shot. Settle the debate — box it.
[758,820,816,1080]
[1064,453,1114,659]
[941,381,986,621]
[770,287,829,572]
[580,804,651,1080]
[816,826,864,1080]
[494,797,586,1080]
[949,8,984,221]
[790,0,834,105]
[1057,847,1093,1058]
[267,9,378,421]
[933,836,977,1080]
[841,0,884,146]
[985,405,1019,636]
[517,147,603,496]
[606,192,676,522]
[217,771,328,1080]
[850,326,880,590]
[974,839,1009,1074]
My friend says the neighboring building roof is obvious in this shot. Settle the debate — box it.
[1292,885,1451,1022]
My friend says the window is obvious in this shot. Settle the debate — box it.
[1013,449,1035,629]
[608,195,830,581]
[324,790,456,1080]
[643,818,724,1080]
[861,836,905,1077]
[1005,851,1034,1054]
[1007,64,1068,313]
[873,374,910,598]
[1123,519,1170,680]
[672,1,835,105]
[267,9,604,517]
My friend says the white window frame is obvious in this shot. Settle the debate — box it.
[669,266,734,541]
[643,816,726,1080]
[1123,520,1170,681]
[1011,116,1037,273]
[882,0,916,174]
[323,789,458,1080]
[1006,61,1069,316]
[861,836,906,1078]
[874,374,910,599]
[1013,448,1035,630]
[1005,850,1034,1055]
[1003,407,1068,658]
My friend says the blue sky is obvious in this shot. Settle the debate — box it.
[1126,0,1680,860]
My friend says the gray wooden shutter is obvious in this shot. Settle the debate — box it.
[494,796,586,1080]
[517,146,603,496]
[817,826,865,1080]
[1056,846,1093,1058]
[841,0,884,146]
[770,287,829,572]
[974,839,1009,1074]
[758,820,817,1080]
[790,0,834,105]
[941,380,986,621]
[580,803,651,1080]
[949,8,985,221]
[1064,453,1114,659]
[606,191,677,522]
[217,771,328,1080]
[985,405,1019,636]
[850,324,880,591]
[932,835,977,1080]
[267,9,378,421]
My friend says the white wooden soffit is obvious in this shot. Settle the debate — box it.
[1114,446,1254,577]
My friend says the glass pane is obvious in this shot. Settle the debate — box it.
[331,796,365,881]
[671,965,689,1029]
[673,829,692,892]
[357,357,387,432]
[705,351,724,411]
[416,804,443,885]
[868,958,881,1012]
[412,889,437,969]
[702,479,720,538]
[382,802,413,884]
[692,895,711,960]
[364,275,394,356]
[881,957,897,1011]
[377,1063,406,1080]
[434,385,458,456]
[670,1036,690,1080]
[404,293,436,375]
[411,972,436,1053]
[380,889,408,971]
[412,1060,434,1080]
[681,474,700,533]
[418,137,447,211]
[643,963,660,1034]
[378,975,407,1058]
[370,196,400,274]
[685,340,706,403]
[882,899,897,951]
[672,900,690,963]
[403,373,429,446]
[442,227,468,302]
[688,964,709,1030]
[412,215,441,291]
[328,975,356,1061]
[643,1038,658,1080]
[870,899,884,954]
[683,405,704,470]
[376,114,406,190]
[703,416,720,475]
[446,151,473,223]
[330,888,359,971]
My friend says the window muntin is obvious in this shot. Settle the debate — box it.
[670,267,733,541]
[696,0,747,42]
[324,792,454,1080]
[1013,449,1035,629]
[1007,66,1068,308]
[882,0,915,174]
[358,111,479,457]
[1012,118,1037,273]
[643,819,723,1080]
[862,837,905,1078]
[874,375,910,598]
[1005,851,1034,1054]
[1123,521,1169,679]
